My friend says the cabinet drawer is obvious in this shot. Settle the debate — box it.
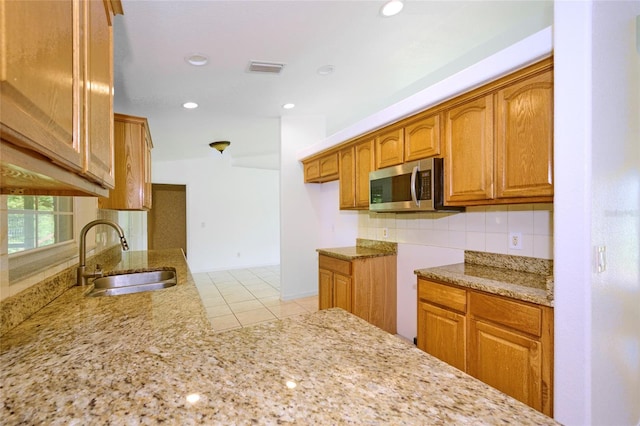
[319,255,351,275]
[418,279,467,313]
[470,292,542,337]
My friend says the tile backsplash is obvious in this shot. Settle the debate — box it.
[358,203,553,259]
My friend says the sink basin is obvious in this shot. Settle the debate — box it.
[85,269,177,297]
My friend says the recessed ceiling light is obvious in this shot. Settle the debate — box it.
[317,65,335,76]
[185,54,208,66]
[380,0,403,17]
[182,102,198,109]
[282,103,295,110]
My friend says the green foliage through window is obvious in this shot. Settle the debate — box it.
[8,196,73,254]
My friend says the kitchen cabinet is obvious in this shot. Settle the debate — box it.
[0,0,122,197]
[417,280,467,371]
[319,254,397,334]
[319,256,352,312]
[495,70,553,199]
[404,112,441,162]
[339,137,374,210]
[303,152,339,183]
[417,278,553,416]
[443,95,494,203]
[83,0,116,187]
[99,114,153,210]
[444,63,553,206]
[375,126,404,169]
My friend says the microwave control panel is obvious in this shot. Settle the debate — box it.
[419,170,432,201]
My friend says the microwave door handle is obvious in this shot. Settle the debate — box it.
[410,166,419,207]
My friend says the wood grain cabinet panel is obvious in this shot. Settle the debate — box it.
[416,277,554,416]
[303,152,339,183]
[83,0,115,187]
[0,0,81,171]
[318,254,396,334]
[417,300,466,371]
[495,70,553,199]
[404,112,441,161]
[339,138,375,210]
[99,113,153,210]
[444,95,494,204]
[1,0,122,196]
[375,127,404,169]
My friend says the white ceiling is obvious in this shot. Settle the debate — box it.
[113,0,553,165]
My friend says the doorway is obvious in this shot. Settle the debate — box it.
[147,184,187,256]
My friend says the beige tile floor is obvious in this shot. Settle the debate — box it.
[192,265,318,332]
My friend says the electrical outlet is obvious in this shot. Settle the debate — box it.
[382,228,388,239]
[509,232,523,250]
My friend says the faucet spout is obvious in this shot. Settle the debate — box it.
[77,220,129,286]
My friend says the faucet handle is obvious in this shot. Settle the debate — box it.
[95,264,102,271]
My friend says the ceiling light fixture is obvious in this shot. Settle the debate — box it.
[209,140,231,153]
[182,102,198,109]
[282,103,295,110]
[380,0,403,17]
[317,65,335,76]
[185,54,209,66]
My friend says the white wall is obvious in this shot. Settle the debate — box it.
[153,156,280,273]
[280,116,327,300]
[555,1,640,425]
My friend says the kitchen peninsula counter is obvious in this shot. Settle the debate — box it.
[1,249,557,425]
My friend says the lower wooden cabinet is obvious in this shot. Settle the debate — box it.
[417,278,553,416]
[319,254,397,334]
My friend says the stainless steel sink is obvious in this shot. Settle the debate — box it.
[85,269,177,297]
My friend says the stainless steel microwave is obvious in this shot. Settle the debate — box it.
[369,158,464,213]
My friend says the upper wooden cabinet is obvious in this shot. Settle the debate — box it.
[404,112,441,162]
[444,94,495,203]
[83,0,115,188]
[495,71,553,199]
[444,63,554,206]
[340,137,374,210]
[99,114,153,211]
[0,0,122,197]
[303,152,339,183]
[375,126,404,169]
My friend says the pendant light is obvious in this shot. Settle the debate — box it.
[209,141,231,154]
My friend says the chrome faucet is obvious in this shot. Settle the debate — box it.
[77,220,129,286]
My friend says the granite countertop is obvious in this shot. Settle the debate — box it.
[415,251,554,307]
[1,249,557,425]
[317,238,398,261]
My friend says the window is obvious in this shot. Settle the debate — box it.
[7,196,74,254]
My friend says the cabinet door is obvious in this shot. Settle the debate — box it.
[318,268,333,310]
[354,139,375,208]
[375,127,404,169]
[333,273,352,312]
[319,153,339,178]
[1,0,82,171]
[444,95,494,204]
[83,0,115,188]
[418,301,466,371]
[495,71,553,199]
[339,147,356,209]
[304,160,320,182]
[468,319,542,412]
[143,131,153,209]
[405,113,441,161]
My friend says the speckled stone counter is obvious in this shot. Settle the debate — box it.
[317,238,397,261]
[1,249,557,425]
[415,251,554,306]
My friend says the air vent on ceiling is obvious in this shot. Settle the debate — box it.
[247,61,285,74]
